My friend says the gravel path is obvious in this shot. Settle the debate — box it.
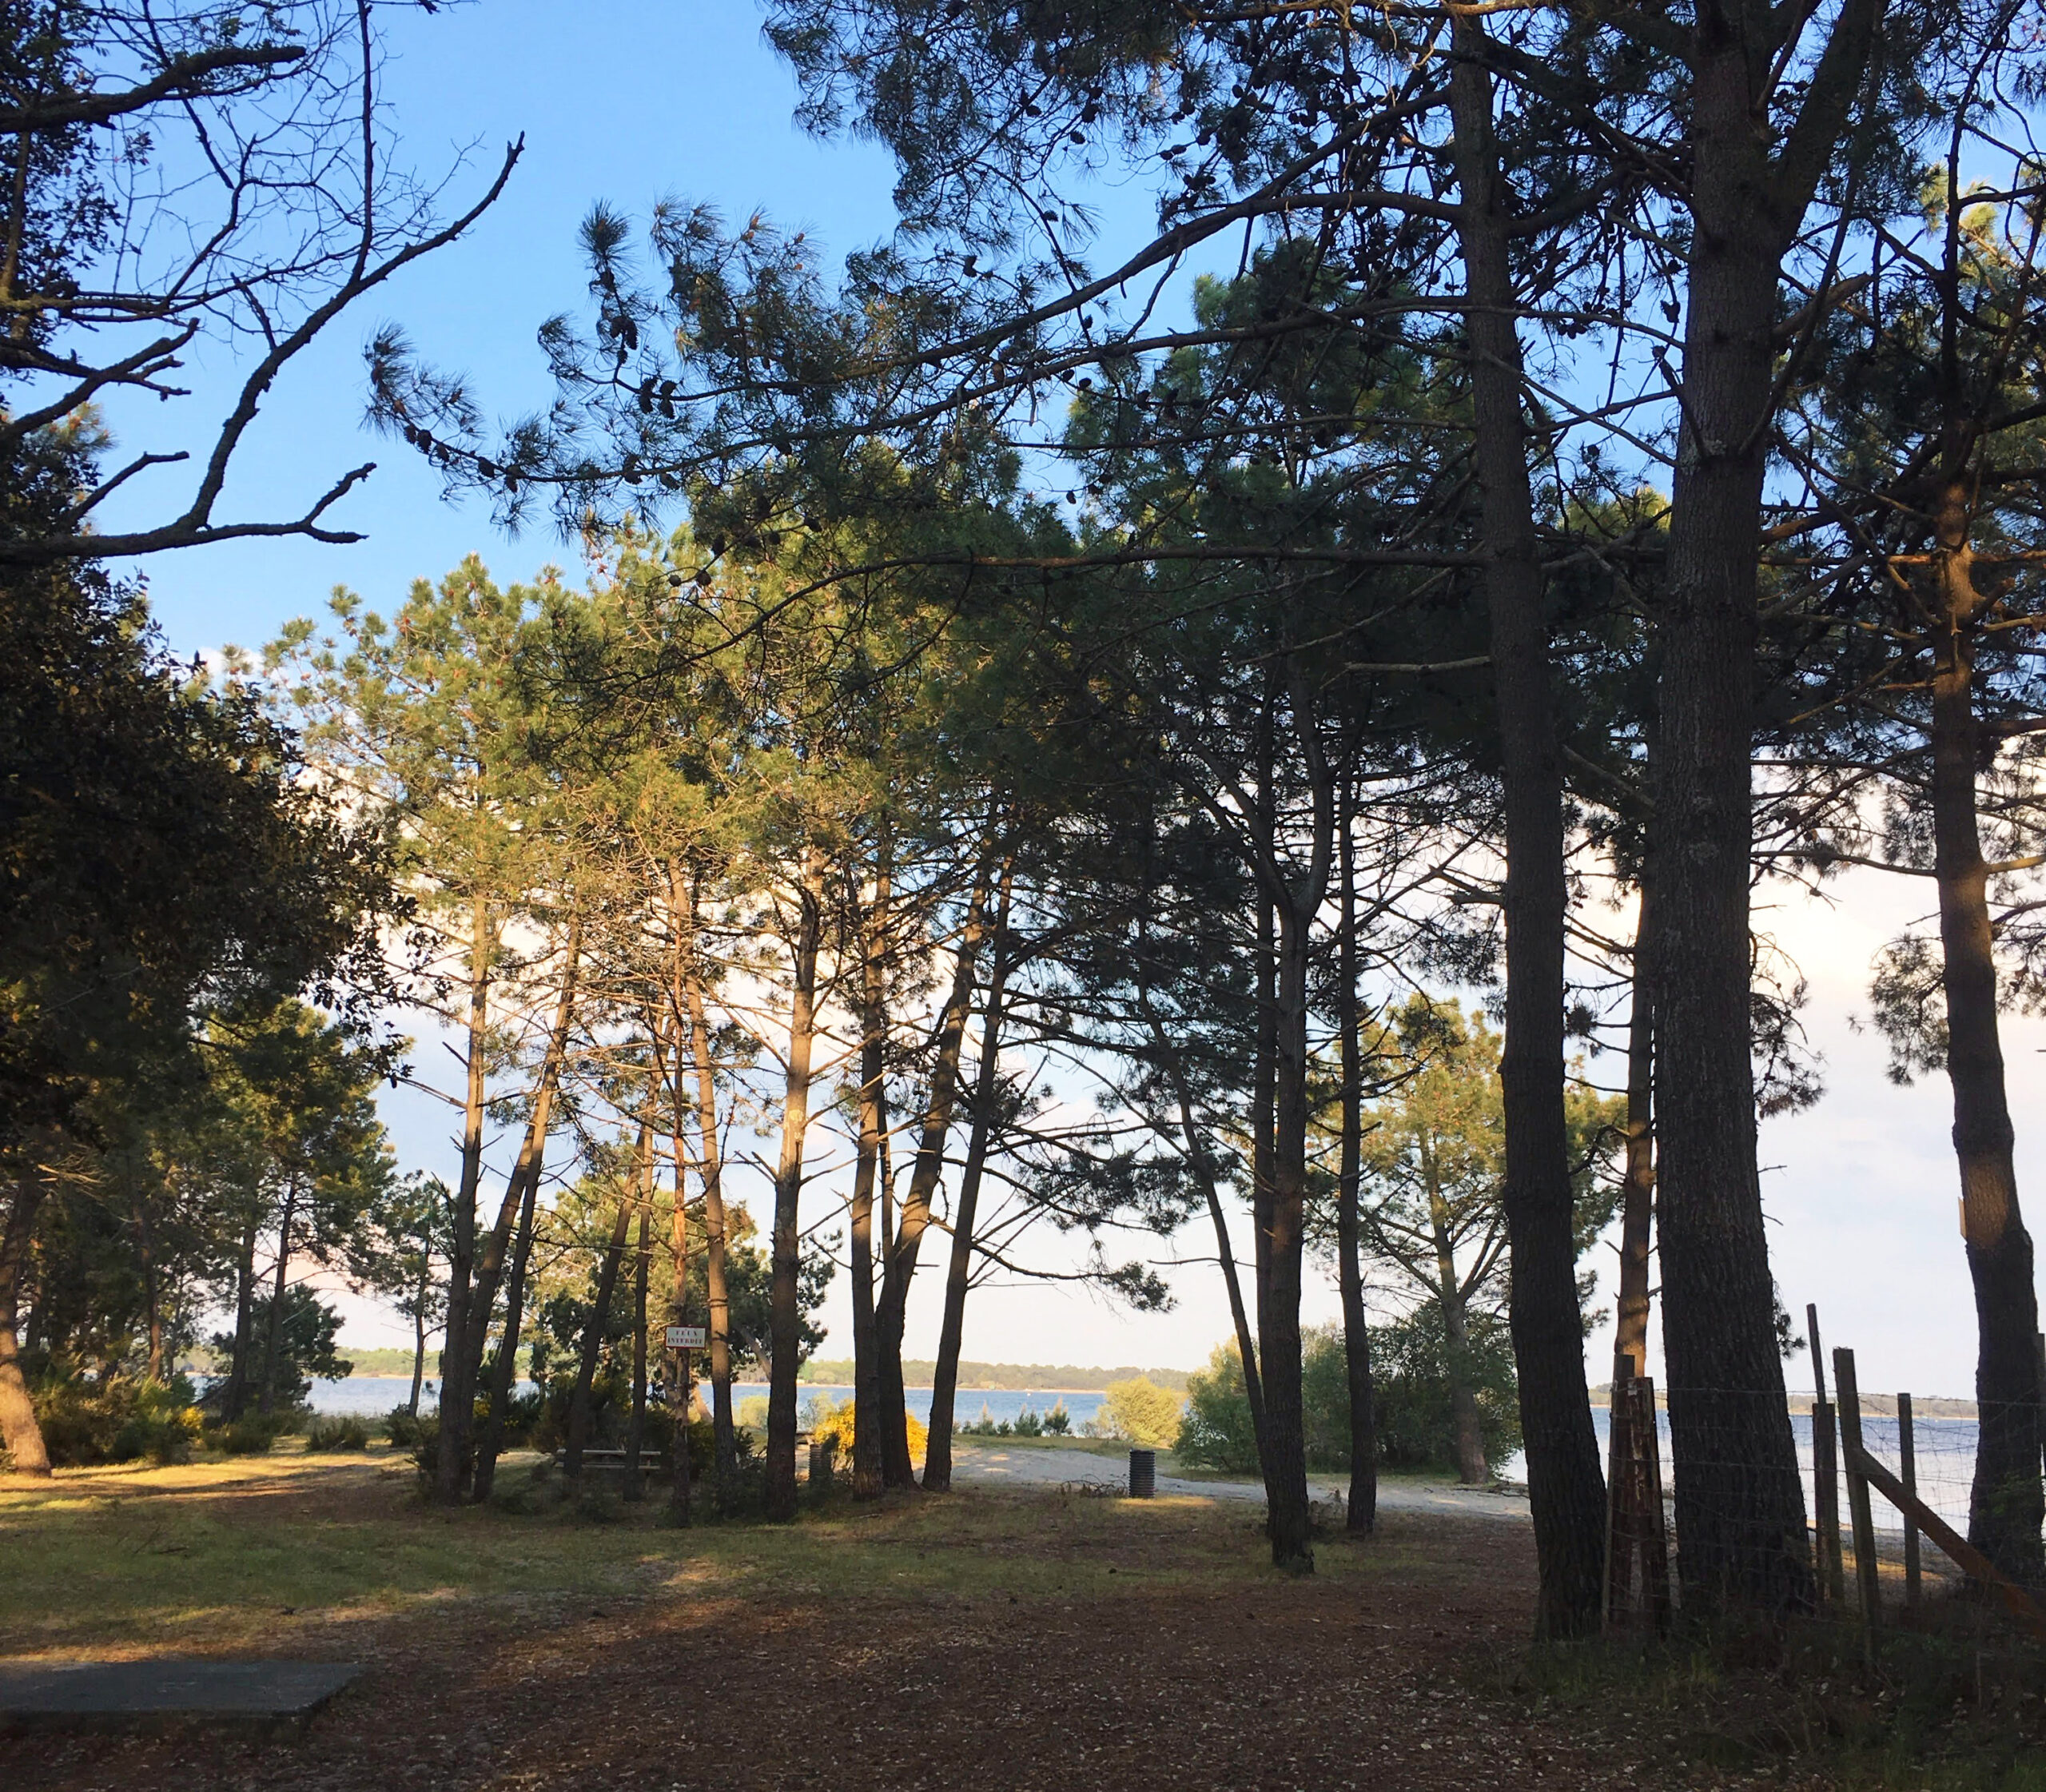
[949,1440,1533,1520]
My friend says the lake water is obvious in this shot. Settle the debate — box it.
[310,1377,1977,1526]
[307,1376,1109,1432]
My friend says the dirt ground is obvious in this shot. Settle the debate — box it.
[0,1450,2005,1791]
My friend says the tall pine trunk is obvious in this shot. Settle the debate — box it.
[1613,876,1657,1385]
[766,869,822,1521]
[433,892,494,1505]
[471,1154,540,1502]
[1449,19,1605,1632]
[667,1061,694,1525]
[1336,795,1376,1531]
[622,1205,651,1502]
[682,912,738,1503]
[876,869,993,1488]
[1650,0,1881,1606]
[257,1178,298,1416]
[924,877,1013,1492]
[0,1159,50,1474]
[222,1213,259,1421]
[463,921,580,1398]
[850,844,891,1499]
[1929,515,2044,1582]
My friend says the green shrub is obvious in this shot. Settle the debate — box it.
[29,1371,204,1467]
[1100,1376,1185,1448]
[1042,1400,1071,1436]
[305,1414,368,1452]
[213,1413,286,1456]
[1011,1406,1043,1437]
[384,1404,430,1449]
[1175,1345,1260,1472]
[736,1393,769,1431]
[1172,1313,1523,1477]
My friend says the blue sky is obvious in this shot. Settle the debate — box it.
[94,4,2033,1399]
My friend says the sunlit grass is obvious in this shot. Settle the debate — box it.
[0,1449,1437,1660]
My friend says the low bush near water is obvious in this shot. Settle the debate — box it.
[305,1414,368,1451]
[24,1370,204,1467]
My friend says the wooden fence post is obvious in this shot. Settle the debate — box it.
[1834,1347,1881,1648]
[1808,1305,1845,1607]
[1898,1392,1920,1609]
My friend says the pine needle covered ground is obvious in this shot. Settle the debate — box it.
[2,1448,2038,1790]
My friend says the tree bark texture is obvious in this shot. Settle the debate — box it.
[433,892,494,1505]
[257,1178,297,1416]
[924,876,1013,1493]
[1929,525,2044,1582]
[1450,18,1605,1633]
[1650,0,1883,1607]
[683,929,739,1504]
[766,870,822,1522]
[622,1205,650,1502]
[471,1151,541,1503]
[850,848,891,1500]
[1336,798,1377,1532]
[0,1160,50,1473]
[876,870,993,1489]
[1613,876,1658,1385]
[222,1214,258,1422]
[462,921,580,1398]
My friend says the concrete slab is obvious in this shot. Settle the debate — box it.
[0,1659,360,1737]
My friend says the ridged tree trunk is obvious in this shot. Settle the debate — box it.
[1929,515,2044,1583]
[1336,795,1377,1532]
[1449,18,1605,1633]
[221,1214,259,1422]
[463,921,581,1400]
[1652,0,1882,1607]
[622,1206,651,1503]
[682,910,738,1504]
[257,1177,298,1416]
[470,1154,540,1503]
[875,869,993,1488]
[766,868,822,1522]
[433,892,494,1505]
[850,845,891,1500]
[0,1159,50,1474]
[1613,876,1658,1386]
[924,878,1013,1492]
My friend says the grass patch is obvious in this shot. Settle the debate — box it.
[0,1450,1421,1659]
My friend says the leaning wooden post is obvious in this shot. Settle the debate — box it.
[1636,1375,1671,1631]
[1897,1392,1920,1609]
[1833,1347,1881,1648]
[1808,1305,1845,1607]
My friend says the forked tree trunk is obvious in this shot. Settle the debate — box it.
[766,870,823,1522]
[682,910,738,1503]
[1929,519,2044,1583]
[472,1157,540,1503]
[434,893,495,1505]
[0,1160,51,1474]
[1336,796,1377,1531]
[1449,20,1605,1632]
[1435,1221,1490,1487]
[463,921,581,1398]
[924,881,1013,1492]
[876,868,993,1488]
[850,844,891,1500]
